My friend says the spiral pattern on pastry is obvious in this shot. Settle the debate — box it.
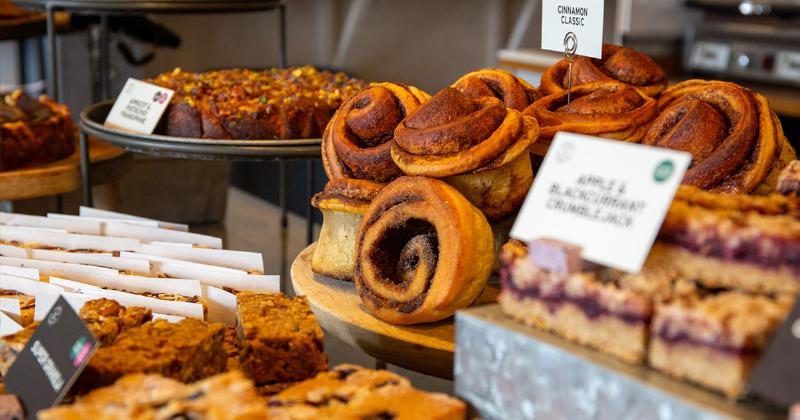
[642,80,796,194]
[452,68,540,111]
[392,87,538,177]
[354,176,494,324]
[523,81,657,155]
[540,44,667,97]
[323,82,430,183]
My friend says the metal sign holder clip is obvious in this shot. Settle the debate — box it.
[564,32,578,106]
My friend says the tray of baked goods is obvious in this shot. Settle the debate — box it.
[0,208,469,419]
[79,66,368,160]
[0,90,131,200]
[297,42,800,418]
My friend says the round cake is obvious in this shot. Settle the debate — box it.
[0,90,76,171]
[148,66,367,140]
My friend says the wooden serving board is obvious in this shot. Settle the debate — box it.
[0,139,131,201]
[291,244,499,380]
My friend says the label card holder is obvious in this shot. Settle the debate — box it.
[510,133,690,273]
[4,295,98,419]
[104,78,174,134]
[749,298,800,408]
[541,0,604,59]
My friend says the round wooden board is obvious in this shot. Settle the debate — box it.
[291,244,499,380]
[0,138,131,201]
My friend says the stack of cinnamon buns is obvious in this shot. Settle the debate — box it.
[309,43,799,348]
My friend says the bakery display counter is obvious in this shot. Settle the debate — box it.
[291,244,500,380]
[0,138,129,202]
[455,304,785,420]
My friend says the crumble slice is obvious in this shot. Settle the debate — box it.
[236,292,327,384]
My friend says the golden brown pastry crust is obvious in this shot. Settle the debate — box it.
[322,82,430,183]
[392,88,538,177]
[540,44,667,97]
[354,176,493,324]
[310,178,384,214]
[524,81,657,155]
[643,80,796,194]
[391,88,537,219]
[452,68,540,111]
[311,179,384,281]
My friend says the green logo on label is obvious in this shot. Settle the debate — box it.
[70,336,87,360]
[653,160,674,183]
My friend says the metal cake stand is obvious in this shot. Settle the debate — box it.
[80,100,319,292]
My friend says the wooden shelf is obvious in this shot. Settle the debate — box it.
[290,244,499,379]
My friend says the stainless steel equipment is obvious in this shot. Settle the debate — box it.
[684,0,800,86]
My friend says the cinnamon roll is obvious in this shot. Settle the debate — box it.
[540,44,668,97]
[642,80,796,194]
[392,87,538,220]
[322,82,430,183]
[452,68,540,111]
[354,176,493,324]
[523,81,658,156]
[311,179,383,281]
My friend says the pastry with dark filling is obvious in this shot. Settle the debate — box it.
[498,240,658,363]
[643,80,796,194]
[649,292,792,398]
[0,90,75,171]
[777,160,800,196]
[268,364,466,420]
[354,176,493,324]
[392,88,539,220]
[657,191,800,294]
[452,68,540,111]
[38,371,267,420]
[311,179,383,281]
[539,44,668,97]
[523,81,657,156]
[322,82,430,183]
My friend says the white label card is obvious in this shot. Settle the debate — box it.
[541,0,604,59]
[511,133,691,273]
[104,78,174,134]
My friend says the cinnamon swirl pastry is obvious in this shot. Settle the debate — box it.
[642,80,796,194]
[354,176,493,324]
[452,68,540,111]
[540,44,668,97]
[311,179,383,281]
[323,82,430,183]
[523,81,658,156]
[392,88,538,220]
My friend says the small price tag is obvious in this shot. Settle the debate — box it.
[510,133,690,273]
[541,0,604,59]
[104,78,174,134]
[749,298,800,408]
[4,296,98,419]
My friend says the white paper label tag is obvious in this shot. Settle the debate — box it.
[541,0,604,59]
[104,78,174,134]
[511,133,690,273]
